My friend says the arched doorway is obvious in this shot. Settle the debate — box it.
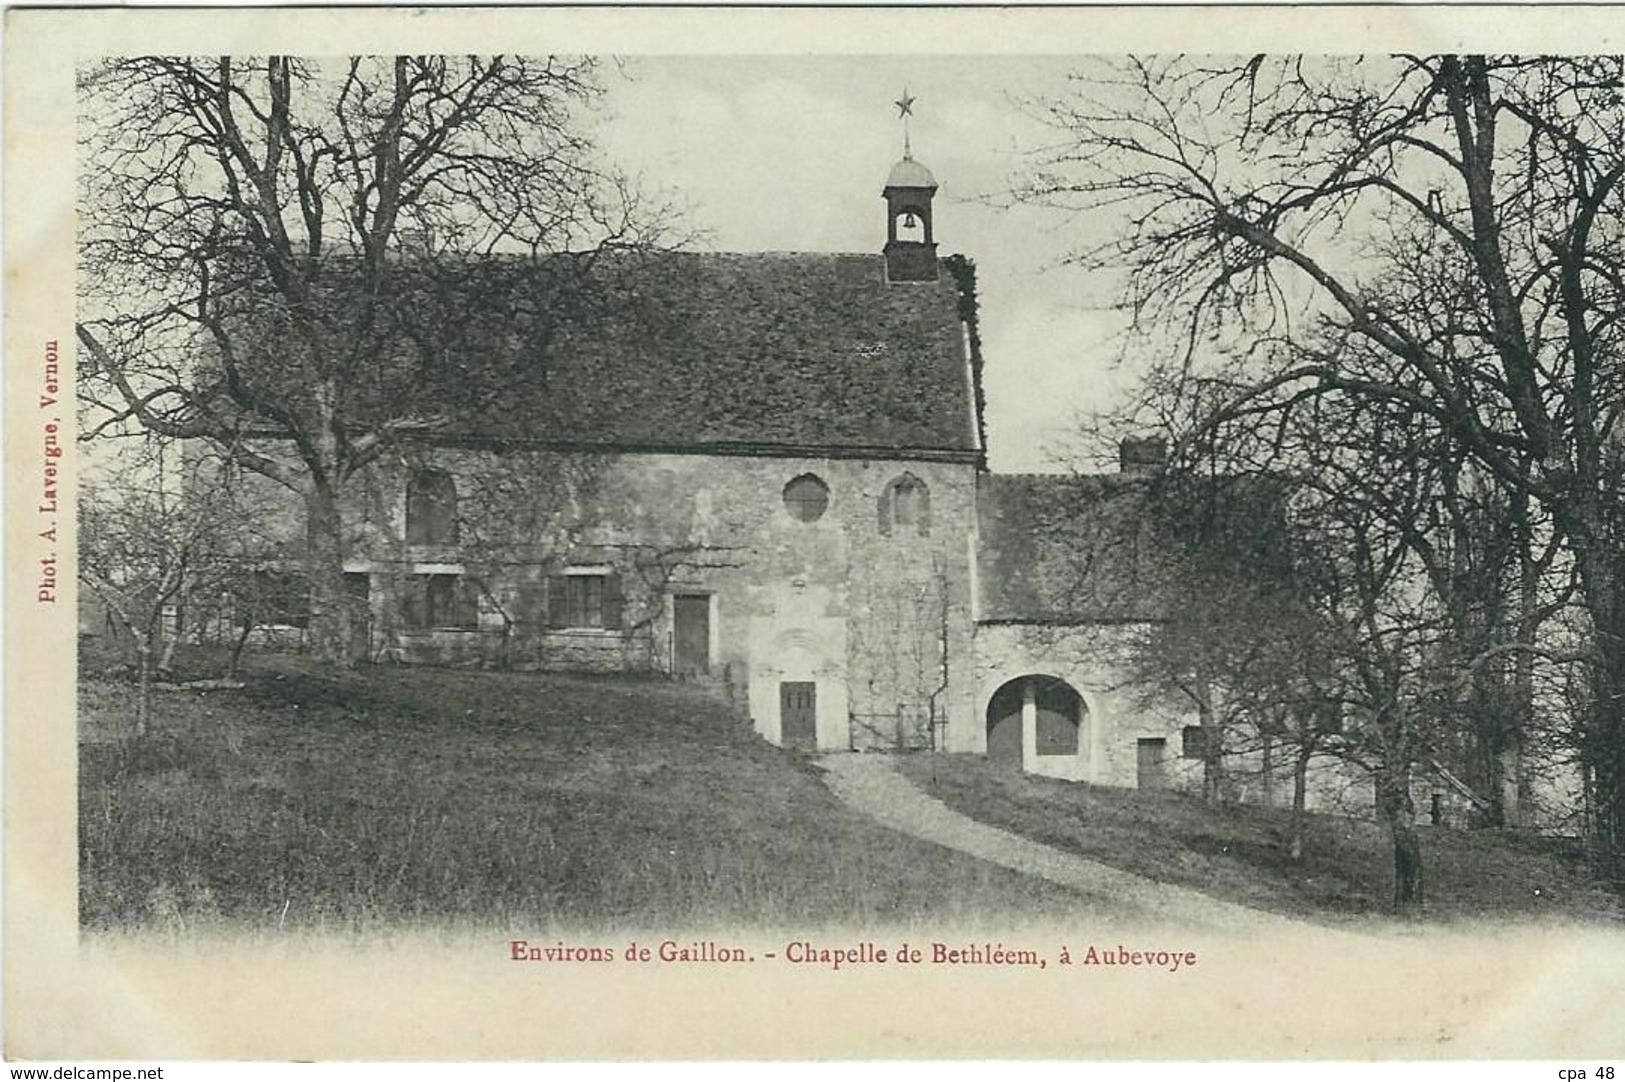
[985,675,1085,767]
[771,626,829,752]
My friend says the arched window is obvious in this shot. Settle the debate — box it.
[783,474,830,523]
[879,474,931,537]
[406,468,459,546]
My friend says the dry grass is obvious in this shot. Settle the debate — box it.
[80,657,1085,933]
[895,754,1622,926]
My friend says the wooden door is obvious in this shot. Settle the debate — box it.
[780,681,817,751]
[673,595,710,675]
[1137,738,1170,790]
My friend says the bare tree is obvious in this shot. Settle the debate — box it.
[1021,54,1625,878]
[76,56,666,666]
[79,439,266,734]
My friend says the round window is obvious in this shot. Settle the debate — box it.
[783,474,830,523]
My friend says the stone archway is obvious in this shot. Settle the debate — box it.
[985,674,1086,768]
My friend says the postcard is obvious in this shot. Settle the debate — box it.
[6,4,1624,1062]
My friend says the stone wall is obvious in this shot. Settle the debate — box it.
[231,444,980,752]
[969,622,1199,785]
[969,621,1425,824]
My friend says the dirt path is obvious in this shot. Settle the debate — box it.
[819,753,1321,934]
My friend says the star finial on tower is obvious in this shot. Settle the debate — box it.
[895,88,916,158]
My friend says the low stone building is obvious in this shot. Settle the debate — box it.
[220,147,1230,784]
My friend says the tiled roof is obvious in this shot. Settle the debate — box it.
[976,472,1169,624]
[472,251,979,457]
[976,471,1291,624]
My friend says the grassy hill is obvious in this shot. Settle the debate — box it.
[80,659,1087,933]
[81,659,1620,931]
[895,755,1622,926]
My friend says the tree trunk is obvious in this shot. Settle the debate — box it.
[1573,535,1625,880]
[1290,744,1311,862]
[1261,733,1276,808]
[1476,687,1512,830]
[134,638,152,739]
[1501,540,1542,831]
[1197,677,1223,804]
[1496,737,1524,832]
[1379,770,1424,913]
[158,594,183,677]
[1593,628,1625,872]
[1390,811,1425,914]
[1478,535,1541,831]
[228,617,254,679]
[305,483,354,668]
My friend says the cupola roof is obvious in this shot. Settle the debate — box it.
[885,154,937,190]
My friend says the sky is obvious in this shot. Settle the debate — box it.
[594,56,1139,474]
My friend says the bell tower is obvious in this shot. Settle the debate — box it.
[883,90,939,283]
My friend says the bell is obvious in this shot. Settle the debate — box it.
[902,211,918,229]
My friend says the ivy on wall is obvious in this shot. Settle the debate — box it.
[943,254,990,461]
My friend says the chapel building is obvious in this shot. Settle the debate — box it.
[222,146,1280,801]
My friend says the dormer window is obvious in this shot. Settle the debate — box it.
[879,474,930,537]
[783,474,830,523]
[406,468,458,546]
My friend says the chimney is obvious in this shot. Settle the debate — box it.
[1119,436,1167,475]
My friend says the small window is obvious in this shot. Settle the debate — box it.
[1182,725,1209,760]
[879,474,931,537]
[568,575,603,628]
[783,474,830,523]
[403,573,479,629]
[406,468,459,546]
[547,572,624,630]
